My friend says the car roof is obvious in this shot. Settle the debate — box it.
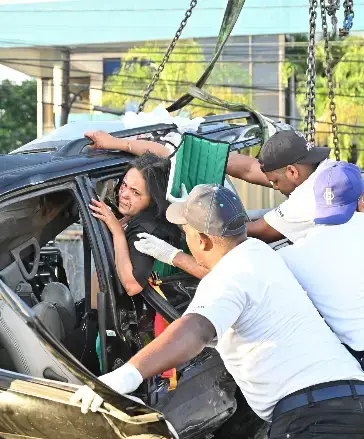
[0,150,131,197]
[0,113,258,197]
[0,121,135,196]
[11,120,128,155]
[0,119,181,196]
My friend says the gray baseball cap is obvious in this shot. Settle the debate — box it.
[166,184,248,237]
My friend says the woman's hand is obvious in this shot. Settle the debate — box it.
[84,130,124,150]
[89,198,123,235]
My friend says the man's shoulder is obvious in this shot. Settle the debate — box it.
[291,158,336,196]
[209,239,273,277]
[351,211,364,225]
[317,158,336,171]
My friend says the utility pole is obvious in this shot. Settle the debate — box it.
[60,48,70,126]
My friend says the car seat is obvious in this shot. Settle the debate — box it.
[0,297,80,383]
[41,282,76,338]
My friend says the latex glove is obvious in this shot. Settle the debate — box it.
[134,233,182,266]
[70,363,143,414]
[167,183,189,204]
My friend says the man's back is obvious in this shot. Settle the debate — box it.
[185,238,364,421]
[279,212,364,351]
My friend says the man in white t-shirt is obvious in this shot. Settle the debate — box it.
[280,162,364,358]
[71,184,364,438]
[249,130,336,242]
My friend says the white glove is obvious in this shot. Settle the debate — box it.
[134,233,182,266]
[69,363,143,414]
[167,183,189,203]
[98,363,143,394]
[70,385,104,414]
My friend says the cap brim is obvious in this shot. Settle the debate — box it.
[314,201,357,225]
[296,147,330,165]
[166,201,188,225]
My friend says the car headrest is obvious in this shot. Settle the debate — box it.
[33,301,65,341]
[41,282,76,337]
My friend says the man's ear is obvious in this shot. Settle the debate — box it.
[285,164,299,180]
[357,194,364,212]
[198,233,212,251]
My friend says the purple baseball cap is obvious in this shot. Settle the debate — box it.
[314,162,364,225]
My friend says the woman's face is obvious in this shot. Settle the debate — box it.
[118,168,152,218]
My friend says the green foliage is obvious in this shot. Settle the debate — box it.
[284,36,364,168]
[103,40,250,117]
[0,79,37,154]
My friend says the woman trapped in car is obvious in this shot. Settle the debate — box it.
[89,152,181,303]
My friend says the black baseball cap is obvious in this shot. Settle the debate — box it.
[166,184,248,237]
[258,130,330,172]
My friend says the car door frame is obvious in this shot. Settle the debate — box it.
[76,172,142,370]
[0,278,173,439]
[0,172,135,371]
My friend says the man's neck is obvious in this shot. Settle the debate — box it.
[208,241,242,270]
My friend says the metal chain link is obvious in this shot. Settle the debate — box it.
[339,0,354,37]
[304,0,318,145]
[320,0,340,160]
[325,0,340,36]
[138,0,198,113]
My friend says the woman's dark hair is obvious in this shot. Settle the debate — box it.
[119,152,171,218]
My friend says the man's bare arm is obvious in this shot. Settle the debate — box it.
[226,153,272,187]
[172,252,208,280]
[247,217,284,243]
[129,314,215,378]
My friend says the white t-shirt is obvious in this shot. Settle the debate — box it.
[279,212,364,351]
[264,159,335,242]
[184,238,364,422]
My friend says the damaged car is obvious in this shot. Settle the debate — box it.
[0,112,287,439]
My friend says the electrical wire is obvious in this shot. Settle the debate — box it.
[2,58,364,101]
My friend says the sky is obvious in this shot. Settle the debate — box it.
[0,0,63,3]
[0,0,65,82]
[0,65,30,83]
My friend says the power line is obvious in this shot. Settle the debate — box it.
[35,99,364,141]
[0,38,362,52]
[3,47,364,60]
[3,57,364,102]
[35,86,364,131]
[3,57,364,104]
[1,4,363,12]
[101,81,364,100]
[2,56,364,65]
[2,61,364,129]
[72,41,364,51]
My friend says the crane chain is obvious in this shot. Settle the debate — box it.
[339,0,354,37]
[325,0,340,36]
[320,0,340,161]
[138,0,198,113]
[304,0,318,145]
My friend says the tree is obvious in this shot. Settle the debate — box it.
[103,40,250,117]
[0,79,37,154]
[282,36,364,168]
[315,39,364,167]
